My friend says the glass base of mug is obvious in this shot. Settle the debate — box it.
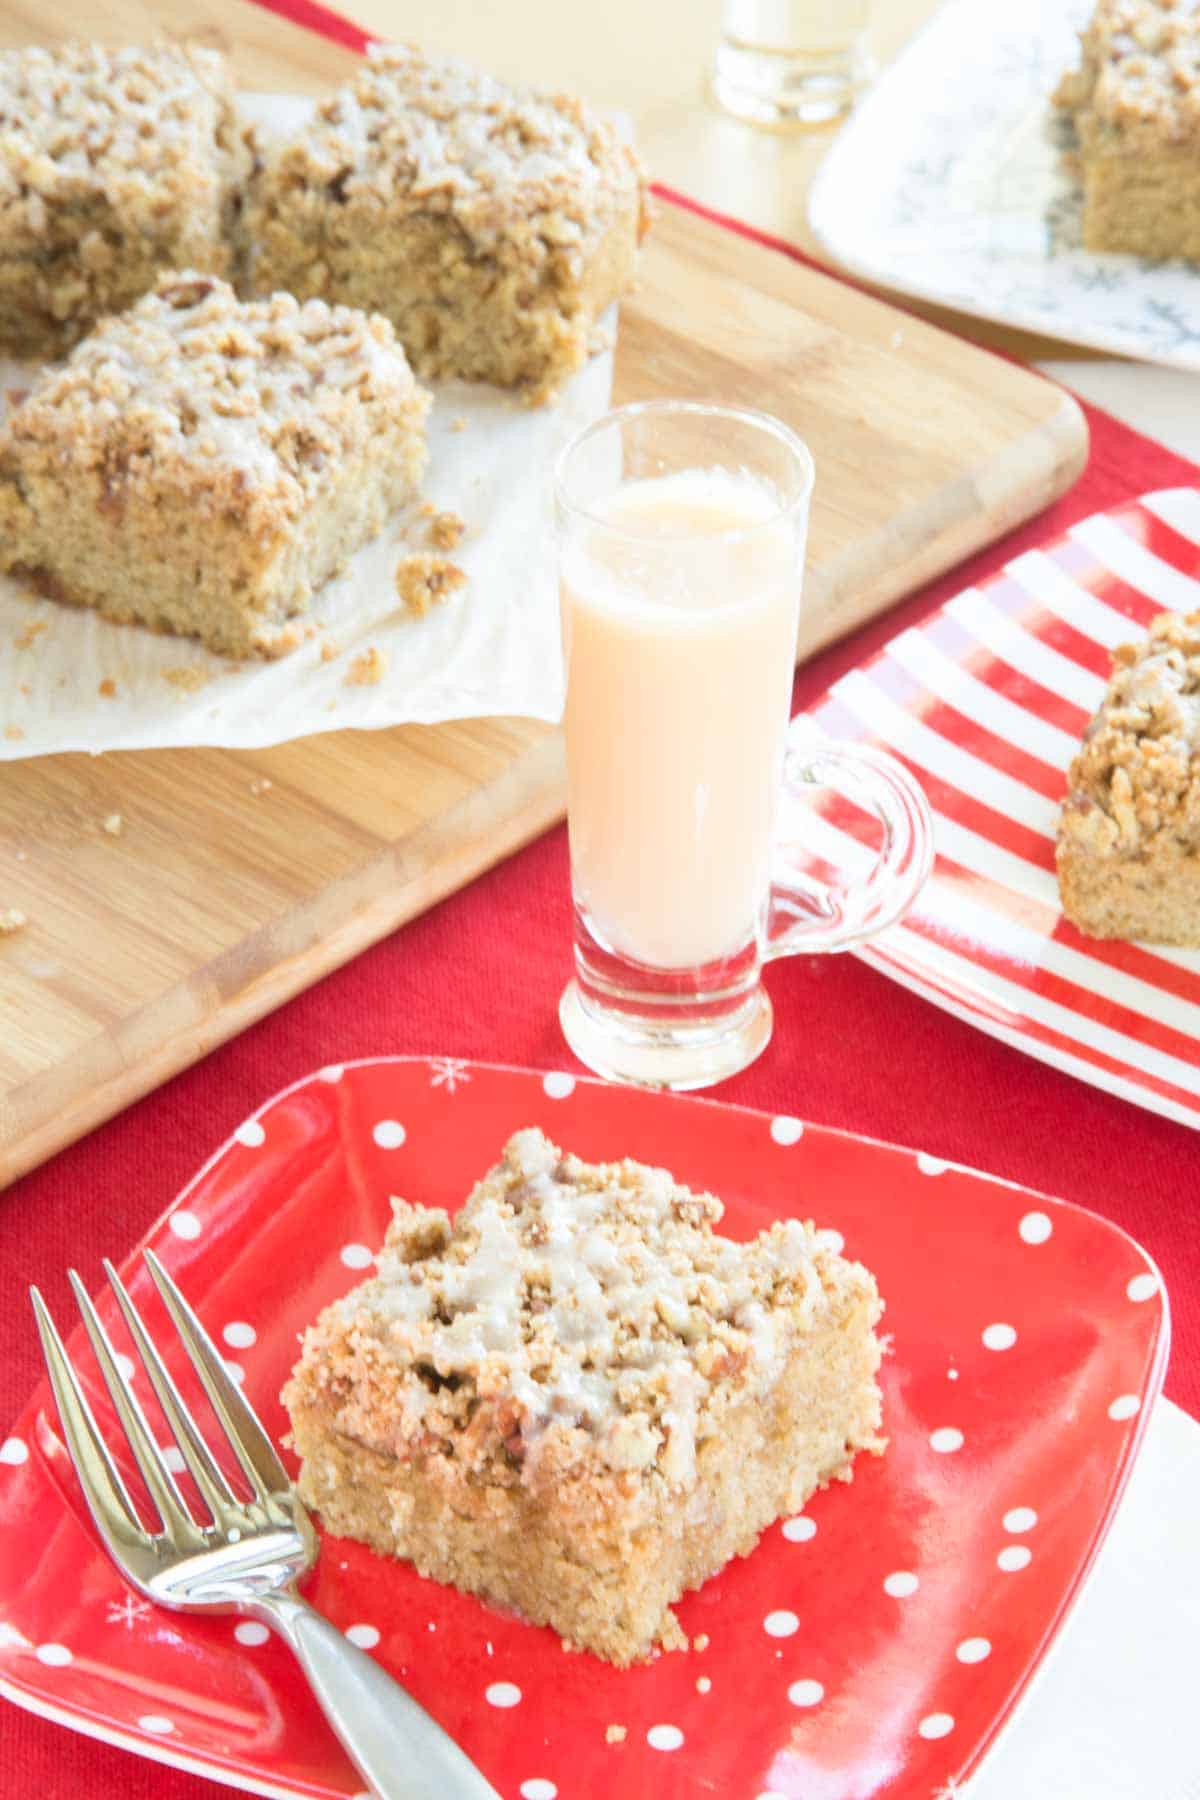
[559,977,773,1091]
[710,36,874,128]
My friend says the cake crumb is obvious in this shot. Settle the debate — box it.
[450,415,467,432]
[692,1633,710,1652]
[18,683,30,697]
[4,724,24,741]
[162,665,209,694]
[605,1725,627,1745]
[418,499,436,517]
[696,1675,712,1694]
[319,641,339,663]
[346,646,388,686]
[429,509,465,550]
[0,907,27,935]
[98,677,118,697]
[395,552,467,616]
[14,616,47,650]
[101,812,123,836]
[249,778,273,796]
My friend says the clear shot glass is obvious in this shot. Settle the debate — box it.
[556,400,932,1090]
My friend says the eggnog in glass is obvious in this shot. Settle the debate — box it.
[555,402,932,1090]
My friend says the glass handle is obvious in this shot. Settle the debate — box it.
[765,722,933,961]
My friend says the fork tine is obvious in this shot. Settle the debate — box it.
[103,1259,238,1523]
[30,1286,145,1556]
[67,1269,194,1540]
[144,1249,290,1499]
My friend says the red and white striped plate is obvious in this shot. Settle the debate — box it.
[805,487,1200,1130]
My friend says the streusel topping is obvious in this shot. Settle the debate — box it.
[1064,610,1200,849]
[269,43,642,252]
[1061,0,1200,141]
[0,272,427,516]
[305,1128,856,1488]
[0,42,234,217]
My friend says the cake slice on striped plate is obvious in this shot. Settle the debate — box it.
[1057,610,1200,943]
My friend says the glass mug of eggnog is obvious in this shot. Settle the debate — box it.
[555,400,933,1090]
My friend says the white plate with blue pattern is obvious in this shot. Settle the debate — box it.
[809,0,1200,368]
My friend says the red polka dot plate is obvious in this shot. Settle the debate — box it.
[0,1058,1168,1799]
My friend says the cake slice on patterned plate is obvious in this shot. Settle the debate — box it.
[1057,610,1200,943]
[283,1127,886,1666]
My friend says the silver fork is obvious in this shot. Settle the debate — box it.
[31,1250,500,1800]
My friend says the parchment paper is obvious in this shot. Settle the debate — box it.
[0,93,611,760]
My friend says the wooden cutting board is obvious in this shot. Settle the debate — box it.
[0,0,1088,1187]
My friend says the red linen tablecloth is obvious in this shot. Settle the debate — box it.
[3,7,1200,1793]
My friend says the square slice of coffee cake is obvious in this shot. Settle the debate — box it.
[0,271,429,658]
[284,1127,885,1666]
[1058,610,1200,942]
[242,44,648,404]
[0,41,248,356]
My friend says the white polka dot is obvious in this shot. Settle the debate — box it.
[542,1072,576,1099]
[763,1610,799,1637]
[982,1323,1017,1351]
[520,1783,557,1800]
[169,1210,201,1241]
[696,1675,711,1694]
[346,1624,380,1650]
[947,1368,959,1381]
[930,1427,964,1454]
[997,1545,1031,1572]
[35,1643,71,1667]
[372,1120,406,1149]
[816,1228,845,1255]
[340,1243,373,1270]
[222,1321,256,1350]
[162,1446,186,1474]
[115,1353,136,1382]
[224,1360,245,1386]
[485,1681,521,1708]
[782,1515,816,1542]
[318,1064,344,1083]
[1127,1272,1158,1303]
[917,1153,948,1175]
[139,1716,175,1735]
[646,1724,683,1751]
[883,1571,919,1598]
[918,1713,955,1740]
[235,1622,270,1647]
[0,1436,27,1466]
[1019,1211,1052,1245]
[234,1119,265,1148]
[1109,1394,1141,1421]
[1003,1507,1037,1534]
[787,1679,824,1708]
[770,1115,804,1146]
[956,1637,991,1664]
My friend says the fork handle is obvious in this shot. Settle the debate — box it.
[255,1588,502,1800]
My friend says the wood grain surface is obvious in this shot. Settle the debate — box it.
[0,0,1087,1186]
